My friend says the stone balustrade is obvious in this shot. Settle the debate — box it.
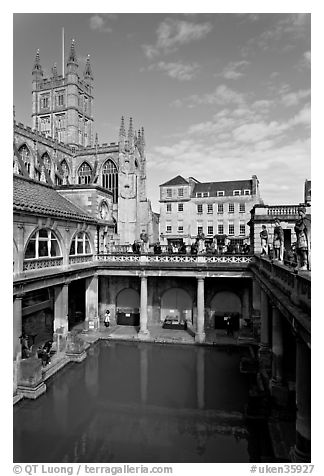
[254,255,311,312]
[23,256,63,271]
[96,253,253,266]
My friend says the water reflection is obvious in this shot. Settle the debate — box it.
[14,341,254,463]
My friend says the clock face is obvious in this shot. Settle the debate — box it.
[99,201,109,219]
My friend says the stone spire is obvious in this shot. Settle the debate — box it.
[67,38,78,65]
[128,117,134,148]
[119,116,126,152]
[32,49,43,80]
[51,63,58,79]
[84,54,93,80]
[141,127,145,148]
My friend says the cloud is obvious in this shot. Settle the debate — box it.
[142,17,212,58]
[174,84,246,108]
[280,89,311,107]
[218,61,250,80]
[89,14,117,33]
[147,61,200,81]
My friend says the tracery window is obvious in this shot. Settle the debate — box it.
[60,159,69,179]
[42,152,51,173]
[78,162,92,184]
[102,159,118,203]
[25,229,61,260]
[70,232,91,255]
[18,144,31,174]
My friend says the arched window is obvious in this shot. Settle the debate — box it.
[70,232,91,255]
[102,159,118,203]
[42,152,51,173]
[25,229,61,260]
[78,162,92,184]
[61,159,69,178]
[18,144,31,174]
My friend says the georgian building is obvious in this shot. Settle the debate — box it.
[14,39,158,248]
[159,174,262,248]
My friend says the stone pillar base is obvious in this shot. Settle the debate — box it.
[259,345,272,371]
[271,380,289,407]
[195,332,206,343]
[290,445,311,463]
[17,381,47,399]
[138,330,151,341]
[67,350,87,362]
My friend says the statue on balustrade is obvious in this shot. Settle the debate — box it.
[197,231,206,254]
[140,230,149,253]
[273,218,284,262]
[294,206,311,271]
[260,225,268,256]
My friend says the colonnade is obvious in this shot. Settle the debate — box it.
[254,282,311,462]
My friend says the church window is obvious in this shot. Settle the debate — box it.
[60,159,69,179]
[42,152,51,173]
[70,232,91,255]
[78,162,92,184]
[25,229,61,260]
[102,159,118,203]
[18,144,31,174]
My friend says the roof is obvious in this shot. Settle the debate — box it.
[192,179,253,197]
[13,175,97,223]
[160,175,189,187]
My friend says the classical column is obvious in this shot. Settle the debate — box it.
[140,345,148,405]
[260,289,270,351]
[139,275,150,338]
[195,277,205,343]
[241,285,250,329]
[54,283,69,333]
[271,306,284,384]
[291,338,311,462]
[259,288,271,371]
[86,275,99,330]
[13,294,23,360]
[252,279,261,338]
[196,347,205,409]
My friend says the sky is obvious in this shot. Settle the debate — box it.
[13,12,311,212]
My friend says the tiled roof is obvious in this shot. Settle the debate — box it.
[193,179,253,197]
[160,175,189,187]
[13,175,97,223]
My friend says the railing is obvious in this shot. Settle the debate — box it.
[69,255,93,265]
[23,257,63,271]
[96,253,253,265]
[253,255,311,312]
[267,206,299,216]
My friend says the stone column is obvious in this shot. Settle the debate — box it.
[13,294,23,360]
[139,275,150,338]
[140,345,148,404]
[86,275,99,330]
[259,288,271,370]
[195,277,205,343]
[252,279,261,338]
[196,347,205,409]
[241,285,250,329]
[54,283,69,334]
[271,306,284,384]
[291,338,311,462]
[271,306,289,406]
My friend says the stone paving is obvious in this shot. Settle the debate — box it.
[76,321,255,347]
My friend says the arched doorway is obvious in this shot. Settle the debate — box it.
[160,288,193,323]
[116,288,140,325]
[210,291,241,330]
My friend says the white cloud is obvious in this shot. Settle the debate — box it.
[218,61,250,80]
[281,89,310,107]
[147,61,200,81]
[89,14,115,33]
[142,18,212,58]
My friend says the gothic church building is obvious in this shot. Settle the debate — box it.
[14,39,157,252]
